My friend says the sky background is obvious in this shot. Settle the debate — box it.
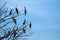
[0,0,60,40]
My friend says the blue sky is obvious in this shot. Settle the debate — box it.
[0,0,60,40]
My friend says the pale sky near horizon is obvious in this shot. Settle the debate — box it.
[0,0,60,40]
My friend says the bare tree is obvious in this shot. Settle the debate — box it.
[0,2,32,40]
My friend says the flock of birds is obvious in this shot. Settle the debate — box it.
[9,7,32,37]
[0,2,32,40]
[0,7,32,40]
[9,7,27,24]
[9,7,27,16]
[9,7,32,28]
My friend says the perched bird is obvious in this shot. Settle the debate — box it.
[23,28,25,33]
[13,30,17,37]
[29,22,32,29]
[24,7,27,16]
[9,9,12,15]
[16,7,18,15]
[12,17,16,24]
[23,19,26,25]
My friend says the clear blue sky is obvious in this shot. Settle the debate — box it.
[0,0,60,40]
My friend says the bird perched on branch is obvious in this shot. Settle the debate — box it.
[16,7,18,15]
[23,28,25,33]
[23,19,26,25]
[13,30,17,37]
[9,9,12,15]
[24,7,27,16]
[29,22,32,29]
[12,17,17,24]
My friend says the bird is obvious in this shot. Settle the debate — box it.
[24,7,27,16]
[23,28,26,33]
[23,28,25,33]
[23,19,26,25]
[12,17,16,24]
[13,30,17,37]
[16,7,18,15]
[9,9,12,15]
[29,22,32,29]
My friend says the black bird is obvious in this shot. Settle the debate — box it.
[13,30,17,37]
[24,7,27,16]
[16,8,18,15]
[29,22,32,29]
[9,9,12,15]
[12,17,16,24]
[23,19,26,25]
[23,28,25,33]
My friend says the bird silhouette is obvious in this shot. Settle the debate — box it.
[16,8,18,15]
[29,22,32,29]
[9,9,12,15]
[12,17,16,24]
[23,19,26,25]
[24,7,27,16]
[13,30,17,37]
[23,28,25,33]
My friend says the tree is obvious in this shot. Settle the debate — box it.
[0,2,32,40]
